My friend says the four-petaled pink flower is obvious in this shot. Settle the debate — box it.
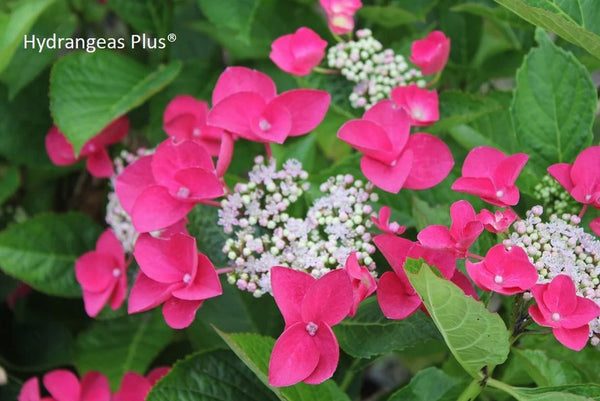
[19,370,111,401]
[417,200,483,258]
[319,0,362,34]
[268,266,352,386]
[371,206,406,235]
[375,235,471,320]
[129,233,222,329]
[409,31,450,76]
[529,275,600,351]
[476,208,518,234]
[75,229,128,317]
[115,139,224,233]
[344,252,377,317]
[45,116,129,178]
[337,100,453,193]
[548,146,600,209]
[208,67,330,145]
[113,367,170,401]
[451,146,529,207]
[466,244,537,295]
[163,95,226,156]
[391,84,439,126]
[270,27,328,76]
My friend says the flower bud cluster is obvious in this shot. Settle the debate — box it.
[218,157,378,297]
[106,148,154,253]
[533,174,579,216]
[326,29,424,109]
[504,206,600,343]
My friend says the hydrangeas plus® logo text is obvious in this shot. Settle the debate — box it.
[23,33,177,53]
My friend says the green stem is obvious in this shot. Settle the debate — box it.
[332,33,345,43]
[340,359,361,392]
[457,379,485,401]
[487,378,521,399]
[313,66,340,74]
[425,71,442,88]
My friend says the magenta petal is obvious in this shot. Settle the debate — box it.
[250,101,292,144]
[403,133,454,190]
[152,140,215,190]
[465,260,493,292]
[172,253,222,300]
[547,163,574,193]
[270,34,296,74]
[290,27,327,74]
[528,304,549,327]
[44,370,80,401]
[173,168,224,200]
[134,233,196,283]
[115,155,155,215]
[339,120,396,163]
[92,116,129,147]
[391,84,439,126]
[163,114,196,142]
[271,266,315,326]
[212,67,277,105]
[45,126,78,166]
[302,324,339,384]
[75,252,115,292]
[493,153,528,187]
[591,218,600,236]
[301,269,352,326]
[80,372,111,401]
[270,89,330,136]
[373,235,414,276]
[128,272,177,313]
[363,100,411,155]
[109,274,127,310]
[268,322,320,387]
[553,325,591,351]
[360,151,413,193]
[113,372,150,401]
[451,177,496,199]
[216,132,234,178]
[18,377,41,401]
[560,297,600,329]
[82,289,113,317]
[162,297,203,329]
[461,146,506,178]
[208,92,267,140]
[377,271,421,320]
[344,252,361,280]
[164,95,208,126]
[570,146,600,189]
[544,275,578,315]
[147,367,170,385]
[85,148,114,178]
[95,229,125,268]
[408,243,457,279]
[131,186,195,233]
[450,270,478,299]
[417,225,454,251]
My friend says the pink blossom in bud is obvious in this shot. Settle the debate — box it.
[129,233,222,329]
[328,13,354,35]
[270,27,328,76]
[45,116,129,178]
[548,146,600,209]
[529,275,600,350]
[268,267,352,386]
[409,31,450,76]
[466,244,538,295]
[391,84,439,126]
[344,252,377,317]
[113,367,170,401]
[163,95,226,156]
[115,139,224,233]
[476,208,518,234]
[75,229,128,317]
[337,100,453,193]
[42,370,110,401]
[591,218,600,236]
[417,200,483,258]
[208,67,330,145]
[371,206,406,235]
[319,0,362,34]
[451,146,529,207]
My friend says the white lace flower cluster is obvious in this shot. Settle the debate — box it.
[326,28,424,109]
[218,156,378,297]
[504,206,600,344]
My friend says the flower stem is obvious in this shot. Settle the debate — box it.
[457,379,484,401]
[579,204,589,219]
[466,252,484,261]
[313,66,340,74]
[265,143,273,160]
[425,71,442,88]
[339,359,361,392]
[487,378,521,399]
[216,267,234,275]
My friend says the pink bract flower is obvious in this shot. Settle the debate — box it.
[18,377,54,401]
[268,266,352,386]
[115,139,223,233]
[371,206,406,235]
[466,244,537,295]
[548,146,600,209]
[417,200,483,258]
[529,275,600,350]
[591,218,600,236]
[451,146,529,207]
[75,229,128,317]
[113,367,170,401]
[337,100,453,193]
[345,252,377,317]
[391,84,439,126]
[270,27,328,76]
[374,235,459,320]
[409,31,450,76]
[43,370,110,401]
[319,0,362,34]
[163,95,226,156]
[208,67,330,144]
[129,233,222,329]
[45,116,129,178]
[476,208,518,233]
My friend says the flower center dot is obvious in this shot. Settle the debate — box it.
[112,268,121,277]
[192,127,201,137]
[183,273,191,284]
[177,187,190,198]
[259,119,271,132]
[305,321,318,336]
[551,312,561,322]
[585,195,592,201]
[412,108,424,120]
[494,275,503,284]
[496,190,504,198]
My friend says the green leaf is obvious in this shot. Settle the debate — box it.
[387,367,471,401]
[333,297,441,359]
[216,330,350,401]
[411,196,450,231]
[0,212,102,297]
[108,0,171,36]
[512,348,583,386]
[186,204,229,268]
[358,6,422,28]
[404,259,510,379]
[73,310,173,390]
[511,29,596,175]
[489,378,600,400]
[197,0,260,37]
[147,349,279,401]
[494,0,600,59]
[0,166,19,205]
[50,51,181,155]
[0,0,54,73]
[271,135,318,173]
